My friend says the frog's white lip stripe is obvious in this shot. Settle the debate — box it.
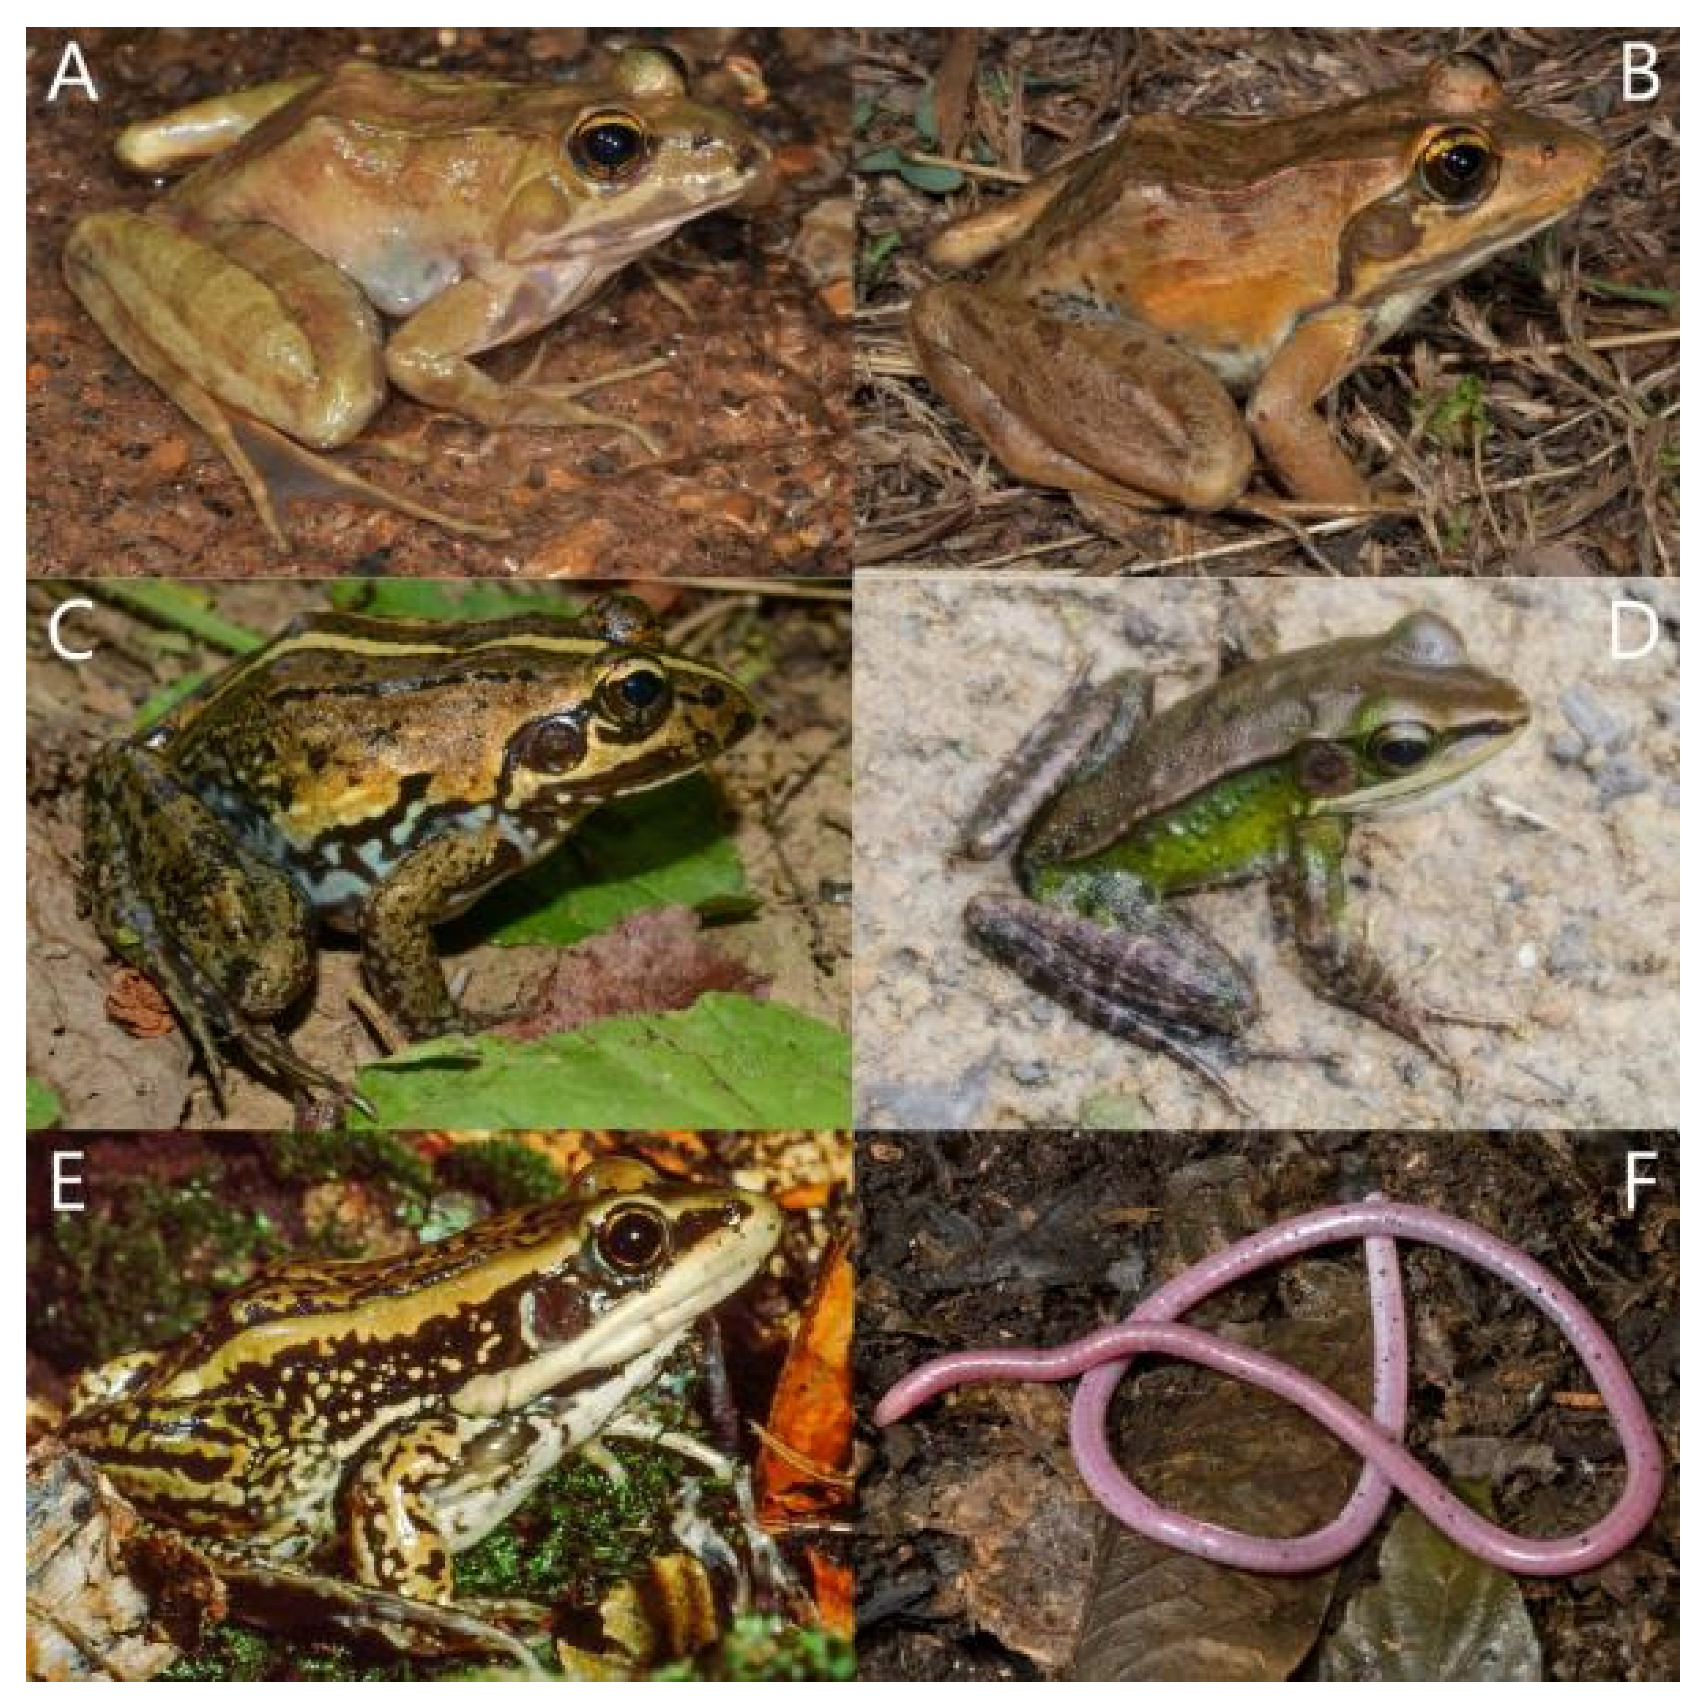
[452,1196,780,1416]
[1315,722,1525,818]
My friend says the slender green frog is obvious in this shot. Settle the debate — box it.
[959,611,1529,1104]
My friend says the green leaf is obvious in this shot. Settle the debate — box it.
[1319,1486,1541,1681]
[351,994,852,1130]
[465,775,755,950]
[325,581,590,623]
[26,1078,63,1130]
[912,80,941,147]
[860,231,902,293]
[853,146,964,195]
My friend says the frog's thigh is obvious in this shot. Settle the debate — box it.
[361,827,517,1036]
[65,210,385,448]
[84,743,315,1024]
[961,671,1155,860]
[345,1415,472,1604]
[1245,307,1372,504]
[910,282,1253,511]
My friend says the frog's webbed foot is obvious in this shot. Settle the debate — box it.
[228,414,511,546]
[465,357,671,459]
[1290,922,1465,1083]
[215,1558,546,1673]
[1071,489,1166,540]
[964,892,1255,1115]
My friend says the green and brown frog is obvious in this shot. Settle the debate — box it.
[82,593,756,1104]
[959,611,1530,1106]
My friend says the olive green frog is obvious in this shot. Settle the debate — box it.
[64,46,771,546]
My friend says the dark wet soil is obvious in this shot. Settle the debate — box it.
[27,28,851,577]
[856,1131,1678,1681]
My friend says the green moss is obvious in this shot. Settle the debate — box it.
[158,1624,276,1682]
[437,1139,564,1209]
[455,1440,717,1603]
[29,1169,280,1368]
[652,1615,855,1681]
[259,1132,434,1198]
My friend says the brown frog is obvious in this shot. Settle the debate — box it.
[64,46,771,546]
[909,53,1603,527]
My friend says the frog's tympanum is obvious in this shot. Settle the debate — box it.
[959,612,1529,1105]
[63,46,771,546]
[63,1158,782,1626]
[83,594,756,1103]
[910,54,1603,526]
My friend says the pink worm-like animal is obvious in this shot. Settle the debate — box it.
[873,1199,1664,1575]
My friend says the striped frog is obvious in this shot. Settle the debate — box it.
[83,594,756,1103]
[62,1158,782,1628]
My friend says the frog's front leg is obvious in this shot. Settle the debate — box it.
[1245,306,1374,505]
[964,877,1256,1110]
[1282,815,1452,1069]
[83,741,336,1103]
[910,283,1255,512]
[344,1415,472,1604]
[385,273,668,456]
[359,825,524,1038]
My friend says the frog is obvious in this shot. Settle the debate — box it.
[82,593,757,1106]
[957,611,1530,1107]
[908,52,1604,530]
[61,1156,783,1650]
[62,45,772,547]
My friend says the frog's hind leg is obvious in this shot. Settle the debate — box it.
[958,670,1154,860]
[64,213,503,546]
[83,742,338,1105]
[964,889,1256,1112]
[910,282,1254,513]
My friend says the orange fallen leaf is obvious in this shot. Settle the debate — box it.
[755,1233,852,1526]
[806,1549,853,1640]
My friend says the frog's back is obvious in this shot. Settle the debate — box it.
[988,82,1453,380]
[1021,638,1373,868]
[161,61,559,306]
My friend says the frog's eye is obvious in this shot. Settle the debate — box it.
[514,713,588,775]
[570,110,649,182]
[1369,721,1438,773]
[597,658,673,731]
[1418,127,1499,206]
[596,1203,671,1275]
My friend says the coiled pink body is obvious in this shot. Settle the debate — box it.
[873,1199,1664,1575]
